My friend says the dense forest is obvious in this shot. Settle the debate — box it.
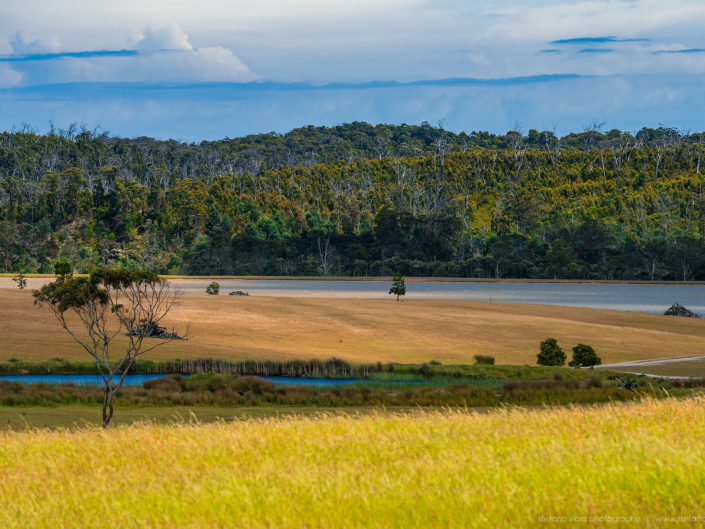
[1,121,705,279]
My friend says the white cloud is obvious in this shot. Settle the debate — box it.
[192,46,254,80]
[9,32,60,54]
[2,0,705,85]
[2,24,257,85]
[136,24,192,51]
[478,0,705,41]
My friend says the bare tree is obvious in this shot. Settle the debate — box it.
[317,235,333,276]
[435,120,450,169]
[581,119,606,153]
[33,268,183,428]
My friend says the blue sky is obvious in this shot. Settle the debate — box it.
[1,0,705,140]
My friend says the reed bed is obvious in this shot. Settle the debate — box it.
[1,397,704,528]
[0,373,649,408]
[0,357,381,376]
[0,357,622,382]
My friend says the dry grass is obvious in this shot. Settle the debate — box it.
[1,397,704,528]
[0,405,420,430]
[1,288,705,364]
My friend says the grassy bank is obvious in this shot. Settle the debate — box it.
[0,357,622,380]
[2,288,704,366]
[0,372,685,410]
[2,397,704,528]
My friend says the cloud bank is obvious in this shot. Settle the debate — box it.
[0,23,256,87]
[1,0,705,138]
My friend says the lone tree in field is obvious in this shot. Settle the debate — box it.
[12,271,27,289]
[569,343,601,367]
[33,267,181,428]
[537,338,566,366]
[389,273,406,302]
[206,281,220,295]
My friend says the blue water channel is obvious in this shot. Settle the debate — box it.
[0,374,389,387]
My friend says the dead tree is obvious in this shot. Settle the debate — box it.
[317,235,333,276]
[33,268,182,428]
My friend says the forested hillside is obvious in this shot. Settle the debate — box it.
[1,121,705,279]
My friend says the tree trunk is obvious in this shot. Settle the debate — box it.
[102,388,114,429]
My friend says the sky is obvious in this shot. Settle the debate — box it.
[1,0,705,141]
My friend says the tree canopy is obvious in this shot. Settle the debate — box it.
[2,122,705,279]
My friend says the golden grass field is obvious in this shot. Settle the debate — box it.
[3,284,705,365]
[0,397,703,528]
[1,287,704,365]
[0,405,424,430]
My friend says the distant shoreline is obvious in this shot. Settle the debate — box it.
[1,273,703,285]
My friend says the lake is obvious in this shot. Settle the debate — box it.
[0,374,176,386]
[167,279,705,315]
[3,277,704,314]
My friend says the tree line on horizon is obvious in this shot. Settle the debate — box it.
[1,121,705,280]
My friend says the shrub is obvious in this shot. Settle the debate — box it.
[417,362,432,378]
[585,376,603,388]
[537,338,566,366]
[569,344,601,367]
[143,375,183,392]
[474,355,495,365]
[206,281,220,295]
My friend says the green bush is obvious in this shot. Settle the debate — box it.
[474,355,495,365]
[569,344,601,367]
[417,362,432,378]
[206,281,220,295]
[537,338,566,366]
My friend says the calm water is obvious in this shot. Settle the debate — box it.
[168,279,705,315]
[0,374,174,386]
[259,376,365,386]
[5,278,704,314]
[0,374,384,387]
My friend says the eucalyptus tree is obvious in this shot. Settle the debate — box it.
[389,273,406,301]
[33,267,182,428]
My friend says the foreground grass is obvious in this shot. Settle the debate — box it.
[2,287,705,365]
[1,397,704,528]
[0,405,417,430]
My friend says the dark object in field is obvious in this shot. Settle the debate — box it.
[127,322,185,340]
[12,272,27,289]
[474,355,495,365]
[206,281,220,295]
[664,304,700,318]
[615,377,638,391]
[417,362,432,378]
[229,290,249,296]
